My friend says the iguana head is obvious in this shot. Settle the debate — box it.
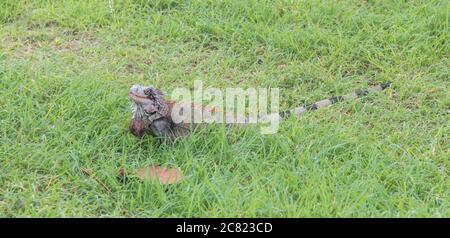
[128,85,170,138]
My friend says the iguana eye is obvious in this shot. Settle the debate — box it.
[144,88,152,95]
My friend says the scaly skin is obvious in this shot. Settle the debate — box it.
[128,82,391,140]
[129,84,197,140]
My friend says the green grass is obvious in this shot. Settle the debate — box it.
[0,0,448,217]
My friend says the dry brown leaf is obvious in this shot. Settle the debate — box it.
[256,46,265,55]
[80,167,93,176]
[428,88,439,94]
[136,165,182,185]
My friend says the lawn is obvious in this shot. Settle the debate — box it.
[0,0,448,217]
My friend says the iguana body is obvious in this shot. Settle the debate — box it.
[129,83,391,140]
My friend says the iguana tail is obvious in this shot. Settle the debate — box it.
[279,82,391,118]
